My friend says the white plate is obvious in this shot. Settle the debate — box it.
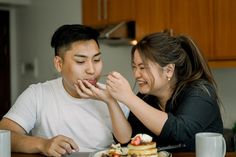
[158,151,172,157]
[89,150,107,157]
[90,149,172,157]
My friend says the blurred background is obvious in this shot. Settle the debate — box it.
[0,0,236,130]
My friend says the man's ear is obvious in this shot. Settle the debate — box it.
[54,56,63,72]
[164,64,175,80]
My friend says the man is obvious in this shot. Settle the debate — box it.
[0,24,129,156]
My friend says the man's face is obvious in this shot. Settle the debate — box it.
[54,39,103,97]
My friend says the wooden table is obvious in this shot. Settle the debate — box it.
[172,152,236,157]
[12,152,236,157]
[12,153,44,157]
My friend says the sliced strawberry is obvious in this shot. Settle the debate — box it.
[131,136,141,145]
[84,79,98,87]
[113,154,120,157]
[87,80,97,86]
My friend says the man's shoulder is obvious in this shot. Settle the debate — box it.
[26,77,62,94]
[29,77,61,88]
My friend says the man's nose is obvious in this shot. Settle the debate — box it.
[86,61,95,74]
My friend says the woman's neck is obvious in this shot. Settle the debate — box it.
[155,87,174,111]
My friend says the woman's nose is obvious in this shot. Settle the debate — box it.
[133,68,141,79]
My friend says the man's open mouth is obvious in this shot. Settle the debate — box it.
[86,79,97,86]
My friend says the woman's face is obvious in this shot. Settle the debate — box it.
[132,50,169,96]
[54,39,103,97]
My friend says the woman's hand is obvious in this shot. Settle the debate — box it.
[106,71,135,104]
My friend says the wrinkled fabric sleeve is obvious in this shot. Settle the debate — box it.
[4,85,38,133]
[118,102,130,118]
[159,90,222,146]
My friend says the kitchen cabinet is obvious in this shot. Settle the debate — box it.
[82,0,135,27]
[135,0,170,40]
[136,0,213,59]
[169,0,214,60]
[213,0,236,60]
[135,0,236,67]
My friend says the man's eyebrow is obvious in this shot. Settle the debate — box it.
[94,52,102,57]
[74,52,102,58]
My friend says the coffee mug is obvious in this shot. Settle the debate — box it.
[0,130,11,157]
[196,132,226,157]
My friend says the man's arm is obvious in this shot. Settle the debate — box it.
[75,80,132,143]
[0,118,79,156]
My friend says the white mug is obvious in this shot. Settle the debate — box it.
[196,132,226,157]
[0,130,11,157]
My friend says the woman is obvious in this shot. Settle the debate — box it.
[76,32,223,151]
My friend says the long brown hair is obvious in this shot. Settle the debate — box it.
[131,32,220,106]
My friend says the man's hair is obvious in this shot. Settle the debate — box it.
[51,24,100,56]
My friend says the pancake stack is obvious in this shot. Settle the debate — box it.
[127,134,158,157]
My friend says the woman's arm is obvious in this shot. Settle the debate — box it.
[106,98,132,143]
[112,92,168,135]
[106,72,168,135]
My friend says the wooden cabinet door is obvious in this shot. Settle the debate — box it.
[169,0,214,60]
[82,0,135,26]
[134,0,236,66]
[213,0,236,60]
[82,0,107,26]
[135,0,170,40]
[107,0,135,23]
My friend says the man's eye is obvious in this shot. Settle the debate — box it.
[76,61,85,64]
[94,59,101,62]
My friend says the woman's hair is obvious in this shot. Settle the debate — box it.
[131,32,220,106]
[51,24,100,56]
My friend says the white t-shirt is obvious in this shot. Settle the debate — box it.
[4,77,129,152]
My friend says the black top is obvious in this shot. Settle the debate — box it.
[128,80,223,152]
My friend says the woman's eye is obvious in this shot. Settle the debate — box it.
[140,66,145,70]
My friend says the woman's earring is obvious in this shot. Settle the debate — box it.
[167,77,170,81]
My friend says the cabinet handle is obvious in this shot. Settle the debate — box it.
[98,0,102,20]
[162,28,173,36]
[103,0,108,20]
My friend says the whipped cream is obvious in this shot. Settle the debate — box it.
[132,134,153,143]
[109,143,128,155]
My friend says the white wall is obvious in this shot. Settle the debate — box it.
[212,68,236,129]
[12,0,135,100]
[0,0,30,5]
[99,44,135,85]
[15,0,83,95]
[4,0,236,129]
